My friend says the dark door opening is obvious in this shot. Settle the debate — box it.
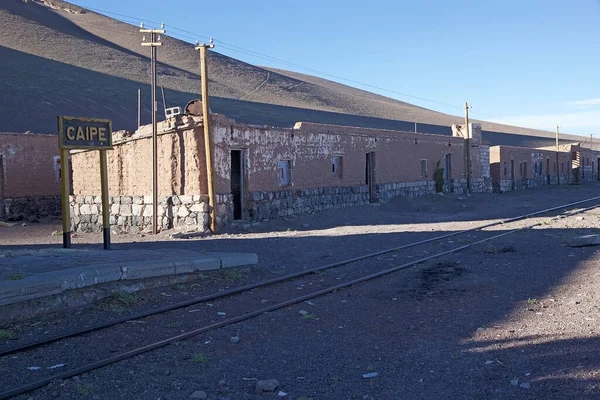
[444,153,452,191]
[365,152,376,203]
[510,159,515,190]
[546,158,550,184]
[597,159,600,181]
[0,155,4,219]
[230,150,243,220]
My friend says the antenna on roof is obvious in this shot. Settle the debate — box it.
[140,22,144,29]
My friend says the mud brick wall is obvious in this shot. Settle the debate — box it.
[1,133,61,220]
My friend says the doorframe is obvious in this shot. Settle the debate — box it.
[230,149,245,220]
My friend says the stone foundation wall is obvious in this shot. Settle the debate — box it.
[471,177,493,193]
[70,195,211,233]
[492,176,570,193]
[246,186,371,220]
[2,196,61,221]
[244,179,488,221]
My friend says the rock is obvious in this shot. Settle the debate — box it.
[21,223,27,227]
[510,378,519,386]
[256,379,280,394]
[362,372,379,379]
[576,216,585,221]
[567,235,600,247]
[302,224,310,228]
[298,310,308,316]
[189,390,207,399]
[483,245,497,254]
[520,382,531,389]
[230,336,240,344]
[278,391,288,397]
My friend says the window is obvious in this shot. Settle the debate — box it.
[503,162,507,176]
[332,156,343,178]
[53,155,61,183]
[420,159,428,177]
[278,160,291,186]
[561,162,564,174]
[523,162,528,178]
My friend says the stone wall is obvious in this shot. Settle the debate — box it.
[471,177,492,193]
[246,186,370,220]
[70,195,211,233]
[3,196,61,221]
[243,179,485,221]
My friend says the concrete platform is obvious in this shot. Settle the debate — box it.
[0,247,258,307]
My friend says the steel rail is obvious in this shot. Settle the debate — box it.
[3,202,599,400]
[1,195,600,359]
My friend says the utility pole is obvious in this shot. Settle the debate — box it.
[137,89,142,129]
[196,39,217,233]
[464,102,472,193]
[556,125,560,184]
[161,86,167,118]
[140,23,165,235]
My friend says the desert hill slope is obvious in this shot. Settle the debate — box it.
[0,0,587,148]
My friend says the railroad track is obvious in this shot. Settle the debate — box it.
[1,195,600,399]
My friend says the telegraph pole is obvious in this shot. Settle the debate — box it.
[464,102,472,193]
[556,125,560,184]
[141,23,165,234]
[196,39,217,233]
[137,89,142,129]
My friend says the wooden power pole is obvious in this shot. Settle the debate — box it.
[556,125,560,184]
[141,23,165,234]
[464,102,472,193]
[196,39,217,233]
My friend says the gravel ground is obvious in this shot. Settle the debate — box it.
[1,184,600,399]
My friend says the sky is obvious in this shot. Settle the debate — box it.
[70,0,600,136]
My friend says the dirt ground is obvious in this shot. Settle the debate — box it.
[1,183,600,399]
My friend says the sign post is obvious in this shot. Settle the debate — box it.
[58,116,113,249]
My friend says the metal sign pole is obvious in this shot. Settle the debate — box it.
[99,149,111,250]
[58,115,113,250]
[60,147,71,249]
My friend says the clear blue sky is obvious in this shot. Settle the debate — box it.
[71,0,600,135]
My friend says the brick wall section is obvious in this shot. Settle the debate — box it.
[71,123,206,196]
[0,133,61,220]
[489,145,572,192]
[0,133,61,197]
[211,118,468,193]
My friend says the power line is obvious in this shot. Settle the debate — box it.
[69,5,586,136]
[78,6,463,112]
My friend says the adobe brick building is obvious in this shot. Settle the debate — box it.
[489,145,573,192]
[0,133,61,220]
[69,114,491,233]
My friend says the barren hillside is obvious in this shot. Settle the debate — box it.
[0,0,587,147]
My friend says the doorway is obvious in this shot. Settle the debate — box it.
[444,153,452,191]
[0,155,4,219]
[230,150,244,220]
[597,158,600,181]
[510,159,515,190]
[365,152,376,203]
